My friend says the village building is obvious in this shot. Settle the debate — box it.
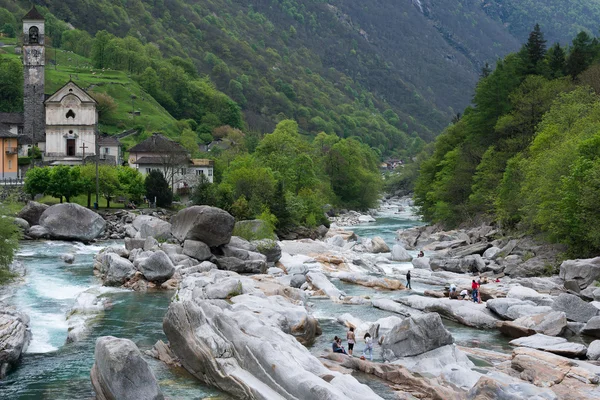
[128,133,214,190]
[2,6,121,170]
[0,125,19,179]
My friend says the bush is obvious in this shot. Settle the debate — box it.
[0,217,19,284]
[145,170,172,207]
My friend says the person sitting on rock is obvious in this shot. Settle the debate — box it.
[459,289,469,300]
[332,336,347,354]
[362,332,373,361]
[449,283,457,299]
[417,250,424,258]
[347,327,356,355]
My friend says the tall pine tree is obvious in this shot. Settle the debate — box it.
[547,43,566,78]
[522,24,547,75]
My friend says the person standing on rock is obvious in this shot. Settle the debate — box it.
[406,270,412,289]
[347,327,356,355]
[362,333,373,361]
[471,280,479,303]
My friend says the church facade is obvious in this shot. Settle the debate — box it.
[2,6,110,167]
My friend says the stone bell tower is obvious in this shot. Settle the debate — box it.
[22,6,45,146]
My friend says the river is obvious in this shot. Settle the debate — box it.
[0,202,511,399]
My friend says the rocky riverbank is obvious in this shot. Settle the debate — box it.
[4,196,600,399]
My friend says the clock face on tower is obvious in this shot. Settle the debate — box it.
[24,46,45,66]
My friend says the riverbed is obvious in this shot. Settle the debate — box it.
[1,202,512,399]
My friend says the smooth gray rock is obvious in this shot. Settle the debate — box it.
[132,215,171,240]
[306,271,346,301]
[411,257,431,270]
[17,201,49,226]
[391,244,412,261]
[382,313,453,360]
[559,257,600,289]
[182,240,212,261]
[506,286,552,306]
[499,311,567,338]
[564,280,581,293]
[460,254,486,273]
[91,336,164,400]
[582,316,600,338]
[467,374,559,400]
[587,340,600,360]
[39,203,105,241]
[483,246,502,260]
[552,293,599,323]
[390,344,474,376]
[172,206,235,246]
[163,273,378,400]
[137,251,175,283]
[0,305,31,379]
[290,274,306,288]
[11,217,29,231]
[509,334,588,358]
[103,254,136,286]
[486,298,550,320]
[397,295,500,329]
[143,236,159,251]
[124,238,145,251]
[251,239,282,263]
[27,225,50,239]
[216,256,266,274]
[448,242,490,258]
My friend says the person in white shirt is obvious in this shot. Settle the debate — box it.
[362,333,373,361]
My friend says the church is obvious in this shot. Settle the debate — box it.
[0,6,111,167]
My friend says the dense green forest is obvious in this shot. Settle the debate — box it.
[413,25,600,256]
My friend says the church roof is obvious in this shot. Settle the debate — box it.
[45,81,97,104]
[128,133,188,154]
[23,6,45,21]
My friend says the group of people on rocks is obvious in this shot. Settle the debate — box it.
[332,327,374,360]
[447,276,499,303]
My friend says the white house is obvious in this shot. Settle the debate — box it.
[97,134,122,165]
[129,133,214,189]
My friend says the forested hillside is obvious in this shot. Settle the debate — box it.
[413,26,600,256]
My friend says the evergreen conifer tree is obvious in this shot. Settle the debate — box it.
[523,24,547,74]
[145,170,172,207]
[547,43,566,78]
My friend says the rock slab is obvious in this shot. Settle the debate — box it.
[90,336,164,400]
[171,206,235,247]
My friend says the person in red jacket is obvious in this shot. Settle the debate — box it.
[471,280,479,303]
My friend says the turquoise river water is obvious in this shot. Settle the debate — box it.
[0,205,512,399]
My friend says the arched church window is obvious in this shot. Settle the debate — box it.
[66,110,76,119]
[29,26,39,44]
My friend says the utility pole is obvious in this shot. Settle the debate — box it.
[95,126,99,209]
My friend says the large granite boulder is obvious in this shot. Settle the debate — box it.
[163,273,379,400]
[101,253,136,286]
[391,244,412,261]
[90,336,164,400]
[137,251,175,283]
[487,298,552,321]
[559,257,600,290]
[132,215,172,240]
[39,203,105,241]
[17,201,49,226]
[182,240,212,261]
[552,293,599,323]
[171,206,235,246]
[582,316,600,338]
[509,334,588,358]
[252,239,282,263]
[497,311,567,338]
[11,217,29,231]
[397,295,500,329]
[382,313,453,360]
[412,257,431,270]
[0,305,31,379]
[27,225,50,239]
[587,340,600,360]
